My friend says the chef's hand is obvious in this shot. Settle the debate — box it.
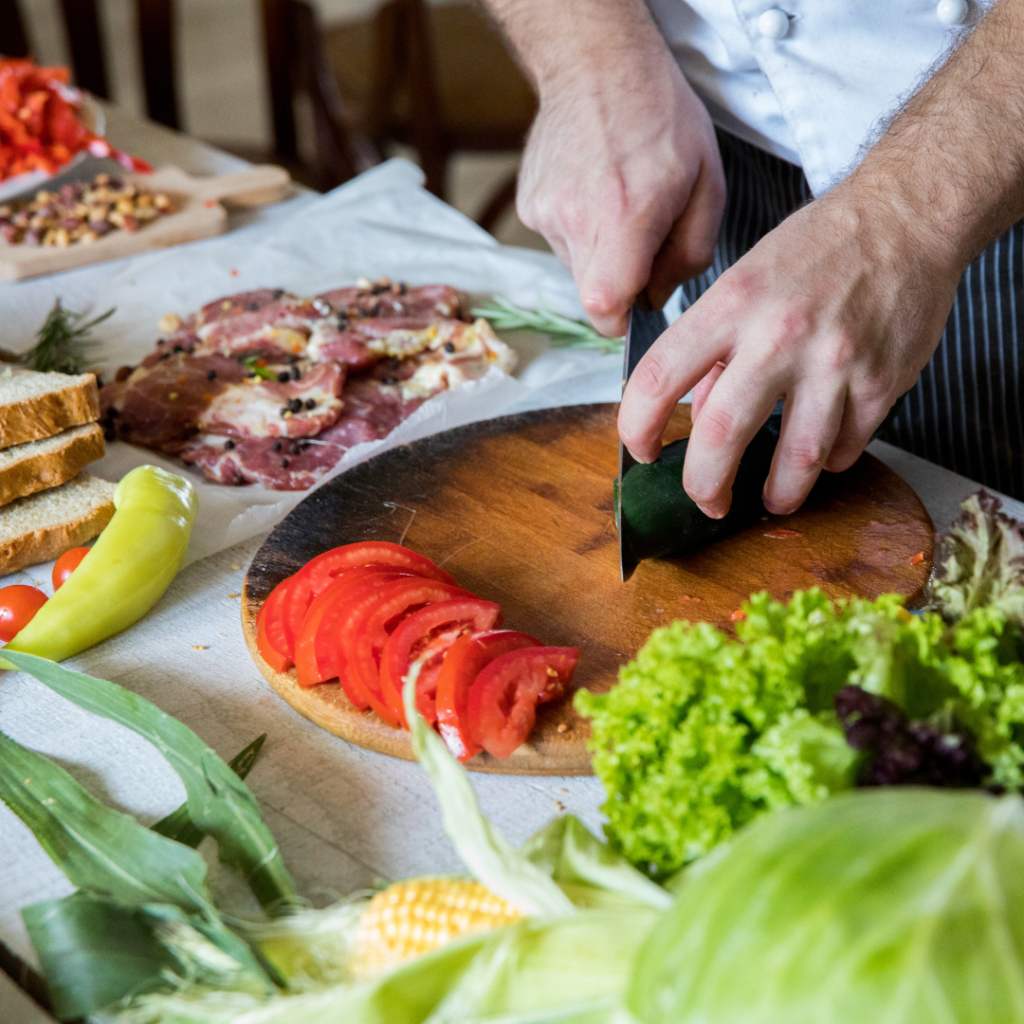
[618,182,961,518]
[511,10,726,338]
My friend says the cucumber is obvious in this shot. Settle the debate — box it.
[619,413,781,561]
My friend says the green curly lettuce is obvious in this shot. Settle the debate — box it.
[576,591,862,879]
[578,588,1024,878]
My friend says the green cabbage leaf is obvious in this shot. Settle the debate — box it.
[630,788,1024,1024]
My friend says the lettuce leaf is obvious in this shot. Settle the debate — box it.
[929,490,1024,625]
[630,789,1024,1024]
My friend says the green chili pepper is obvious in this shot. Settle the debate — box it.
[4,465,198,664]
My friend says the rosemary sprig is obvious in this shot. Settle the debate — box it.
[241,355,279,381]
[472,296,624,354]
[23,299,114,374]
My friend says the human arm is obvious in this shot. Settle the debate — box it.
[481,0,726,336]
[618,0,1024,518]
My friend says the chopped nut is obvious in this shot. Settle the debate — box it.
[159,312,183,335]
[227,593,240,599]
[192,644,207,650]
[556,723,569,734]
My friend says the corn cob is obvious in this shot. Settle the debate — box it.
[350,877,523,976]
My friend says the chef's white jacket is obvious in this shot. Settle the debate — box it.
[646,0,995,194]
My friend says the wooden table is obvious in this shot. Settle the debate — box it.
[1,106,1022,1023]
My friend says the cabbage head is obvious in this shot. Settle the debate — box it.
[629,788,1024,1024]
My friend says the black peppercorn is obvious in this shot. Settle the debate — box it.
[250,302,260,311]
[444,341,455,353]
[280,457,290,468]
[108,406,119,418]
[277,371,290,383]
[273,440,282,451]
[290,397,304,413]
[207,369,217,380]
[272,288,284,300]
[382,375,398,386]
[305,397,316,410]
[224,439,236,450]
[337,313,349,328]
[172,343,183,353]
[291,368,301,381]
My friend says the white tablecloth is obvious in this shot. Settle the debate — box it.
[1,106,1022,1014]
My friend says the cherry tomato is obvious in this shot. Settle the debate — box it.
[434,630,538,761]
[293,568,416,692]
[468,647,580,760]
[379,598,502,726]
[256,574,296,673]
[0,585,48,643]
[338,577,474,727]
[52,546,90,590]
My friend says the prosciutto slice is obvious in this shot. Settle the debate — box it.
[183,290,328,360]
[100,351,249,449]
[316,282,460,320]
[180,376,423,489]
[197,362,344,439]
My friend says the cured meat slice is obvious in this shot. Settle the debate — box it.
[197,362,345,439]
[179,434,348,490]
[316,282,461,320]
[396,319,516,398]
[307,316,436,368]
[184,291,329,360]
[99,352,249,449]
[179,376,424,490]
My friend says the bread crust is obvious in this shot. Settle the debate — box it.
[0,495,114,576]
[0,424,105,508]
[0,375,100,449]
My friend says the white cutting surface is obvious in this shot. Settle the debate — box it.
[1,105,1023,1009]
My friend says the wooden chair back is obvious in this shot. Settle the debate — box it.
[0,0,175,127]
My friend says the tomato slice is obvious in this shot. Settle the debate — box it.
[280,543,456,661]
[294,567,416,692]
[434,630,539,761]
[379,598,502,727]
[0,585,47,643]
[339,578,475,727]
[298,541,457,595]
[468,647,580,760]
[256,575,296,672]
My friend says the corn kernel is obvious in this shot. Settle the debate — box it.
[350,878,522,977]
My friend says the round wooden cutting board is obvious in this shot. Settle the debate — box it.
[242,403,934,775]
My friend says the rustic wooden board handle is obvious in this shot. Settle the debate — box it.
[186,165,292,207]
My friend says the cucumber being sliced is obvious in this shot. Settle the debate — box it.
[619,413,781,561]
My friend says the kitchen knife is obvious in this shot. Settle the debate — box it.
[617,293,668,582]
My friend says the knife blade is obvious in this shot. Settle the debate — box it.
[617,293,668,582]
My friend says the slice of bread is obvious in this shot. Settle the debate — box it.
[0,471,116,576]
[0,423,105,508]
[0,370,100,449]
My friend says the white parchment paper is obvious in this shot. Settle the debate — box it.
[85,159,623,563]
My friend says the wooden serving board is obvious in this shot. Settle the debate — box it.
[242,403,935,775]
[0,164,291,281]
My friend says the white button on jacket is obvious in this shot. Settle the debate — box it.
[646,0,990,195]
[757,8,790,38]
